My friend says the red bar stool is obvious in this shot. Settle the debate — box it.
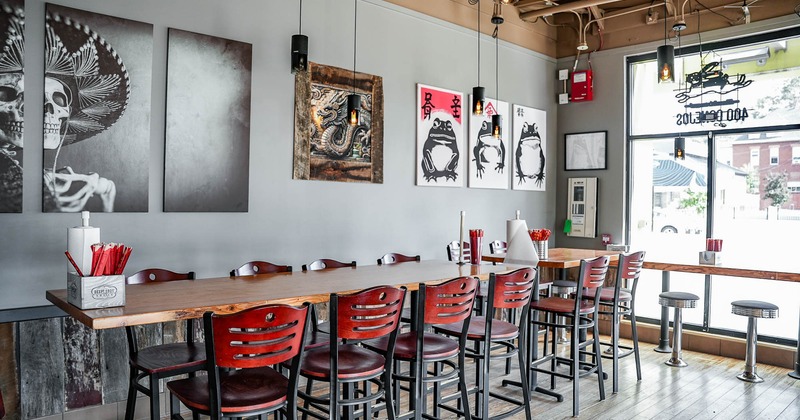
[377,253,421,265]
[586,251,645,393]
[528,255,609,417]
[124,269,205,420]
[297,285,406,420]
[302,259,357,341]
[167,303,310,419]
[434,267,536,420]
[488,240,507,254]
[230,260,292,276]
[363,276,478,419]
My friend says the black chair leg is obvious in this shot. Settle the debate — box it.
[631,311,642,381]
[149,374,160,420]
[124,369,138,420]
[595,321,606,401]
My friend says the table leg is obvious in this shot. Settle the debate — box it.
[655,270,672,353]
[790,310,800,380]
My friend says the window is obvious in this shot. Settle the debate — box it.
[770,146,779,165]
[793,145,800,164]
[750,148,759,167]
[789,181,800,193]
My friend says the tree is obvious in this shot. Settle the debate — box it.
[763,172,789,208]
[679,189,707,214]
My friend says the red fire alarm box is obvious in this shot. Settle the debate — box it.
[571,69,593,102]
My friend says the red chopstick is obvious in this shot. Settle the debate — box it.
[65,251,84,277]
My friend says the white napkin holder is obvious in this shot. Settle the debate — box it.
[67,272,126,309]
[698,251,722,265]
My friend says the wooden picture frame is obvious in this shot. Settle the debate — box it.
[293,62,383,183]
[565,131,607,171]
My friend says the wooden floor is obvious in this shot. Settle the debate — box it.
[184,334,799,420]
[438,336,800,420]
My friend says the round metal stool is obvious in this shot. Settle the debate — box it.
[551,279,577,343]
[658,291,699,367]
[731,300,779,383]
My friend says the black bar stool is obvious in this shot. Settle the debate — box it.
[731,300,779,383]
[658,291,699,367]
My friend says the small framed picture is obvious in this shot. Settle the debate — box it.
[565,131,607,171]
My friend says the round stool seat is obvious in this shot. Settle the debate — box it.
[731,300,779,319]
[658,291,699,308]
[551,280,577,295]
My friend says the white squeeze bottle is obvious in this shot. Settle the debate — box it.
[67,211,100,276]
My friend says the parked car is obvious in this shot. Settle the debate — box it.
[653,208,705,234]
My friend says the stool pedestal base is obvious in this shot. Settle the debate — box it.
[737,371,764,383]
[664,307,688,367]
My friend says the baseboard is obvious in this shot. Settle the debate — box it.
[598,319,796,369]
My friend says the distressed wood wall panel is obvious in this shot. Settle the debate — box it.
[63,317,102,409]
[19,319,64,418]
[98,328,128,404]
[0,323,19,419]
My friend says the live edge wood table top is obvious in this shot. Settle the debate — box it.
[46,260,526,330]
[482,247,619,268]
[641,255,800,283]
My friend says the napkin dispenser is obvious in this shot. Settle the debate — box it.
[698,251,722,265]
[67,272,125,309]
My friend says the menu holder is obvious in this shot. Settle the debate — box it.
[67,272,126,309]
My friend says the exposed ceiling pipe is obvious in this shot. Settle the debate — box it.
[520,0,622,20]
[582,1,667,43]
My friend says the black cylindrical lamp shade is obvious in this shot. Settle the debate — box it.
[674,136,685,160]
[291,34,308,73]
[492,114,502,138]
[347,94,361,126]
[657,44,674,83]
[472,86,485,115]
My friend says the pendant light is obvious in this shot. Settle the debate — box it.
[492,24,502,138]
[347,0,360,126]
[674,136,686,160]
[656,3,674,83]
[291,0,308,72]
[472,0,485,115]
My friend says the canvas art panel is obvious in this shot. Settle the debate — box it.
[42,4,153,212]
[565,131,607,170]
[293,62,383,183]
[511,104,546,191]
[0,0,24,213]
[416,83,465,187]
[468,96,509,189]
[164,28,252,212]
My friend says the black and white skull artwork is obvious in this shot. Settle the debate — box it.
[0,72,23,148]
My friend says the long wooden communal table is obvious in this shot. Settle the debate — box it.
[642,256,800,379]
[46,260,525,330]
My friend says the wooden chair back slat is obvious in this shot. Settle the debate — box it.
[127,268,194,284]
[303,259,356,271]
[491,267,536,310]
[580,255,611,290]
[422,276,478,325]
[446,241,470,263]
[231,261,292,277]
[206,303,308,369]
[333,286,405,341]
[489,240,507,254]
[377,253,420,265]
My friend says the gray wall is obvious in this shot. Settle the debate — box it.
[1,0,558,310]
[554,15,800,249]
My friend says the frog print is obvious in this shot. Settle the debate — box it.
[472,120,505,178]
[515,122,545,187]
[421,118,460,182]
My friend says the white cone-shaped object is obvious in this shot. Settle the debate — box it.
[505,219,539,266]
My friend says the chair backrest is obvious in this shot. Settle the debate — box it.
[377,253,420,265]
[420,276,478,326]
[331,285,406,341]
[231,261,292,277]
[126,268,195,284]
[204,303,309,369]
[302,258,356,271]
[578,255,611,292]
[615,251,646,296]
[446,241,470,263]
[489,240,507,254]
[125,268,199,353]
[489,267,536,310]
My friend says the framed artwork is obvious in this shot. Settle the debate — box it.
[293,61,383,183]
[416,83,465,187]
[468,96,509,189]
[42,4,153,212]
[164,28,252,212]
[511,104,546,191]
[565,131,607,171]
[0,0,24,213]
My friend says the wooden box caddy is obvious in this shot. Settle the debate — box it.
[67,272,126,309]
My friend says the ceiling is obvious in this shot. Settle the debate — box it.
[386,0,800,58]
